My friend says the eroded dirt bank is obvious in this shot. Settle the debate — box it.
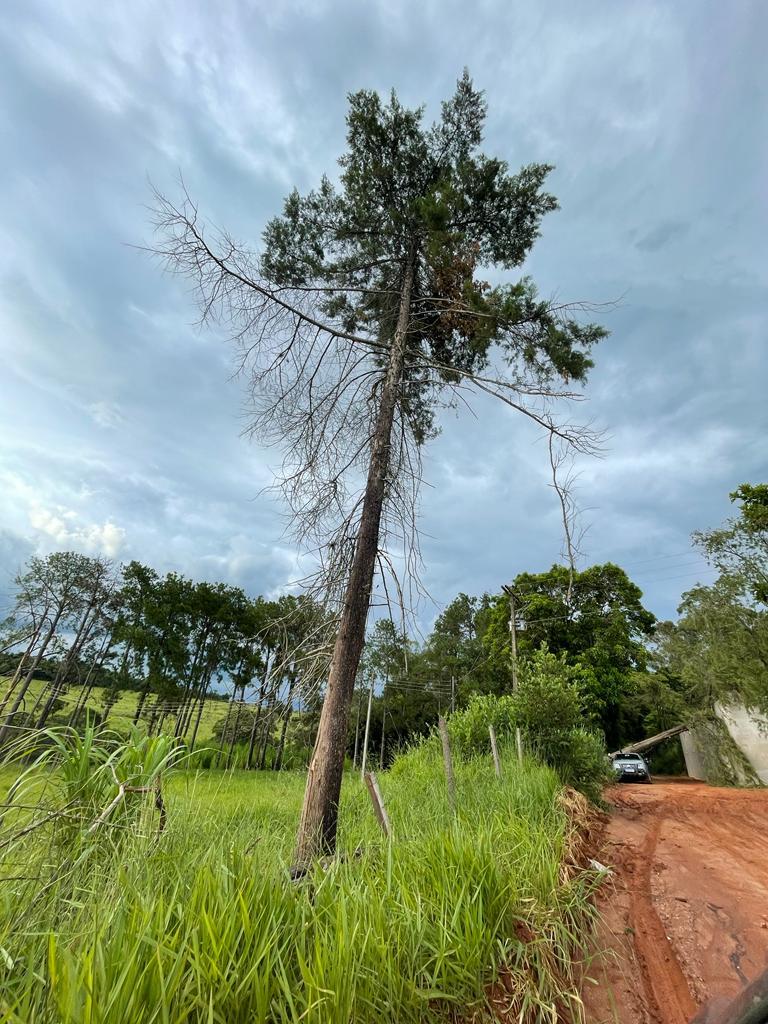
[582,779,768,1024]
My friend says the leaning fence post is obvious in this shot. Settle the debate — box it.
[364,771,391,839]
[438,716,456,816]
[489,724,502,780]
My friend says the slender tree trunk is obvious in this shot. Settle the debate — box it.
[352,683,361,770]
[360,674,374,779]
[294,259,413,864]
[175,635,206,737]
[216,682,238,768]
[37,600,99,730]
[0,626,43,718]
[246,654,270,769]
[0,605,67,747]
[258,681,279,770]
[68,632,113,726]
[274,675,297,771]
[188,672,211,752]
[226,687,246,770]
[133,684,150,725]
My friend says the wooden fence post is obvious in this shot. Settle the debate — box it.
[438,716,456,816]
[489,724,502,780]
[364,771,391,839]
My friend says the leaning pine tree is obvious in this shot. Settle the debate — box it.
[151,72,607,864]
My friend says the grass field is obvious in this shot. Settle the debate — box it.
[0,676,230,743]
[0,730,599,1023]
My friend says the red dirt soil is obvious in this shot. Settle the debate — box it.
[581,779,768,1024]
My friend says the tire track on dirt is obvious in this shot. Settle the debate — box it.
[582,781,768,1024]
[627,811,697,1024]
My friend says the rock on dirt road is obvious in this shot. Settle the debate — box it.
[582,779,768,1024]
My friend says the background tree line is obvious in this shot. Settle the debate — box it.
[0,555,331,769]
[2,482,763,776]
[349,483,767,773]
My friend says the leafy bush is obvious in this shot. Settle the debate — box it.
[212,704,259,744]
[515,648,612,803]
[448,692,517,757]
[534,726,612,805]
[447,647,612,802]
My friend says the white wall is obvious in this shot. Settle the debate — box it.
[716,703,768,784]
[680,730,707,780]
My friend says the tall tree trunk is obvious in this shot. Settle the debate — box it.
[176,625,211,738]
[0,625,43,720]
[68,632,113,726]
[133,684,150,725]
[226,689,245,769]
[258,681,279,770]
[294,259,413,864]
[0,605,65,747]
[274,675,297,772]
[352,683,361,770]
[188,673,211,752]
[246,654,270,770]
[37,600,99,730]
[215,683,236,768]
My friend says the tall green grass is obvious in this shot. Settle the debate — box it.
[0,734,599,1023]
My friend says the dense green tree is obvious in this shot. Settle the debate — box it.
[0,553,113,746]
[421,593,502,700]
[483,563,656,746]
[626,484,768,780]
[694,482,768,604]
[654,578,768,718]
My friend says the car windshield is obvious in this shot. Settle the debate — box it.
[615,753,642,761]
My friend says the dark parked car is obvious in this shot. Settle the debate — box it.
[611,751,652,783]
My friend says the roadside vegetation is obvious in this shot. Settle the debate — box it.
[0,728,600,1024]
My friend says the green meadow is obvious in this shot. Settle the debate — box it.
[0,731,598,1023]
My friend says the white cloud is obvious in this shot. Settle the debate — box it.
[28,504,125,558]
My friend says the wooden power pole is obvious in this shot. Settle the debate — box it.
[501,584,524,764]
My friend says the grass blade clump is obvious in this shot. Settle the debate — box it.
[0,731,599,1023]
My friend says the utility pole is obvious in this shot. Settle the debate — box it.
[501,584,524,764]
[451,674,455,714]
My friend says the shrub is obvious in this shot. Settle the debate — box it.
[513,647,583,737]
[447,647,612,803]
[534,726,613,805]
[514,648,611,803]
[212,704,259,745]
[448,692,517,757]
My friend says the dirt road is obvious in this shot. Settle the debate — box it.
[582,779,768,1024]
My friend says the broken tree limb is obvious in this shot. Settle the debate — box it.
[609,724,688,758]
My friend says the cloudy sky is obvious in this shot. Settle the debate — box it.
[1,0,765,628]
